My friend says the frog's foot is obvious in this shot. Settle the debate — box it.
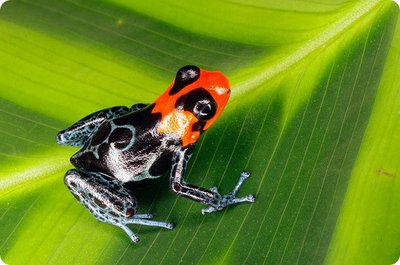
[119,215,174,243]
[202,171,256,214]
[64,169,173,243]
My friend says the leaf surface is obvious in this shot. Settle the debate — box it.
[0,0,399,264]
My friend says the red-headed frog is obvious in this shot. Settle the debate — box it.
[57,65,256,243]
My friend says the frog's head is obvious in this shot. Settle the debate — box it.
[153,65,230,146]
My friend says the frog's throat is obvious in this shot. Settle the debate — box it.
[156,110,200,146]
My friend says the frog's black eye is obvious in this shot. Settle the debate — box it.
[175,88,217,121]
[193,99,216,120]
[169,65,200,95]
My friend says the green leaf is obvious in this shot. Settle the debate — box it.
[1,0,399,264]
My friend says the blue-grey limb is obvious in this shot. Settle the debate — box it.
[170,147,256,214]
[64,169,174,243]
[56,103,147,147]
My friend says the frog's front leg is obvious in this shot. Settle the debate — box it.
[64,169,173,243]
[57,104,147,147]
[170,147,256,214]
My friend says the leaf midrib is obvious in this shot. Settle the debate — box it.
[232,0,383,99]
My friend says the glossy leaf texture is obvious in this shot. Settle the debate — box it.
[0,0,399,264]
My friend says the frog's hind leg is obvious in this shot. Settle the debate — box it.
[64,169,172,243]
[57,104,147,147]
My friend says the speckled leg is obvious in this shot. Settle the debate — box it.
[170,147,256,214]
[64,169,173,243]
[57,104,147,147]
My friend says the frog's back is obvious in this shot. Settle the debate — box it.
[70,105,179,183]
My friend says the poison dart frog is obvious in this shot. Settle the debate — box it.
[57,65,256,243]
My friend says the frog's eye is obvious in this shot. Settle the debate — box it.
[175,88,217,121]
[169,65,200,95]
[193,99,216,120]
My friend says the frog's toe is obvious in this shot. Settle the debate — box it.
[248,194,256,202]
[231,171,252,195]
[134,213,153,219]
[166,222,175,230]
[240,171,251,180]
[231,194,256,204]
[126,217,174,230]
[116,224,140,243]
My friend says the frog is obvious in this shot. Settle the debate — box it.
[56,65,256,243]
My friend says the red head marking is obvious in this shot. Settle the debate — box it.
[152,66,230,146]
